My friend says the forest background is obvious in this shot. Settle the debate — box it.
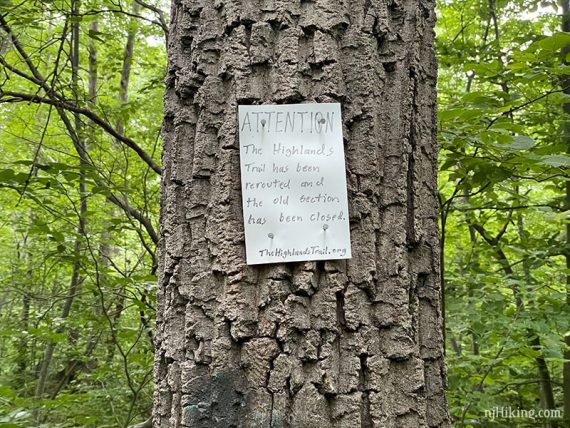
[0,0,568,426]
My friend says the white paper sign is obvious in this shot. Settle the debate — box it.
[238,103,352,265]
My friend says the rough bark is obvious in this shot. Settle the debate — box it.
[155,1,449,427]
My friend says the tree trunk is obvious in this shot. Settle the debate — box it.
[561,0,570,422]
[34,0,87,411]
[517,210,557,427]
[106,0,141,364]
[154,1,449,427]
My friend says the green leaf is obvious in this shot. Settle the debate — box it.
[47,230,65,242]
[87,29,108,43]
[508,135,535,150]
[0,169,15,182]
[529,32,570,54]
[540,154,570,167]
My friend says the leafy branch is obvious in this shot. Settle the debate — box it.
[0,15,162,175]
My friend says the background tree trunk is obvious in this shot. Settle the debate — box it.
[154,1,449,427]
[561,0,570,421]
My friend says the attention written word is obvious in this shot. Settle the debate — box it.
[241,111,335,134]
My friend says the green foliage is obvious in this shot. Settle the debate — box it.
[0,0,165,425]
[438,0,569,425]
[0,0,569,426]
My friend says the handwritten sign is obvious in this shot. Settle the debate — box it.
[238,103,352,265]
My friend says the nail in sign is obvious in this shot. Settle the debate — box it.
[238,103,352,265]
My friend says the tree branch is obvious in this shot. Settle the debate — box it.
[0,16,162,174]
[487,86,570,129]
[107,192,159,245]
[0,90,161,174]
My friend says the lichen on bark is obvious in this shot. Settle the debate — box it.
[155,0,450,426]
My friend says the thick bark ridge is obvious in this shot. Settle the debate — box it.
[155,0,449,426]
